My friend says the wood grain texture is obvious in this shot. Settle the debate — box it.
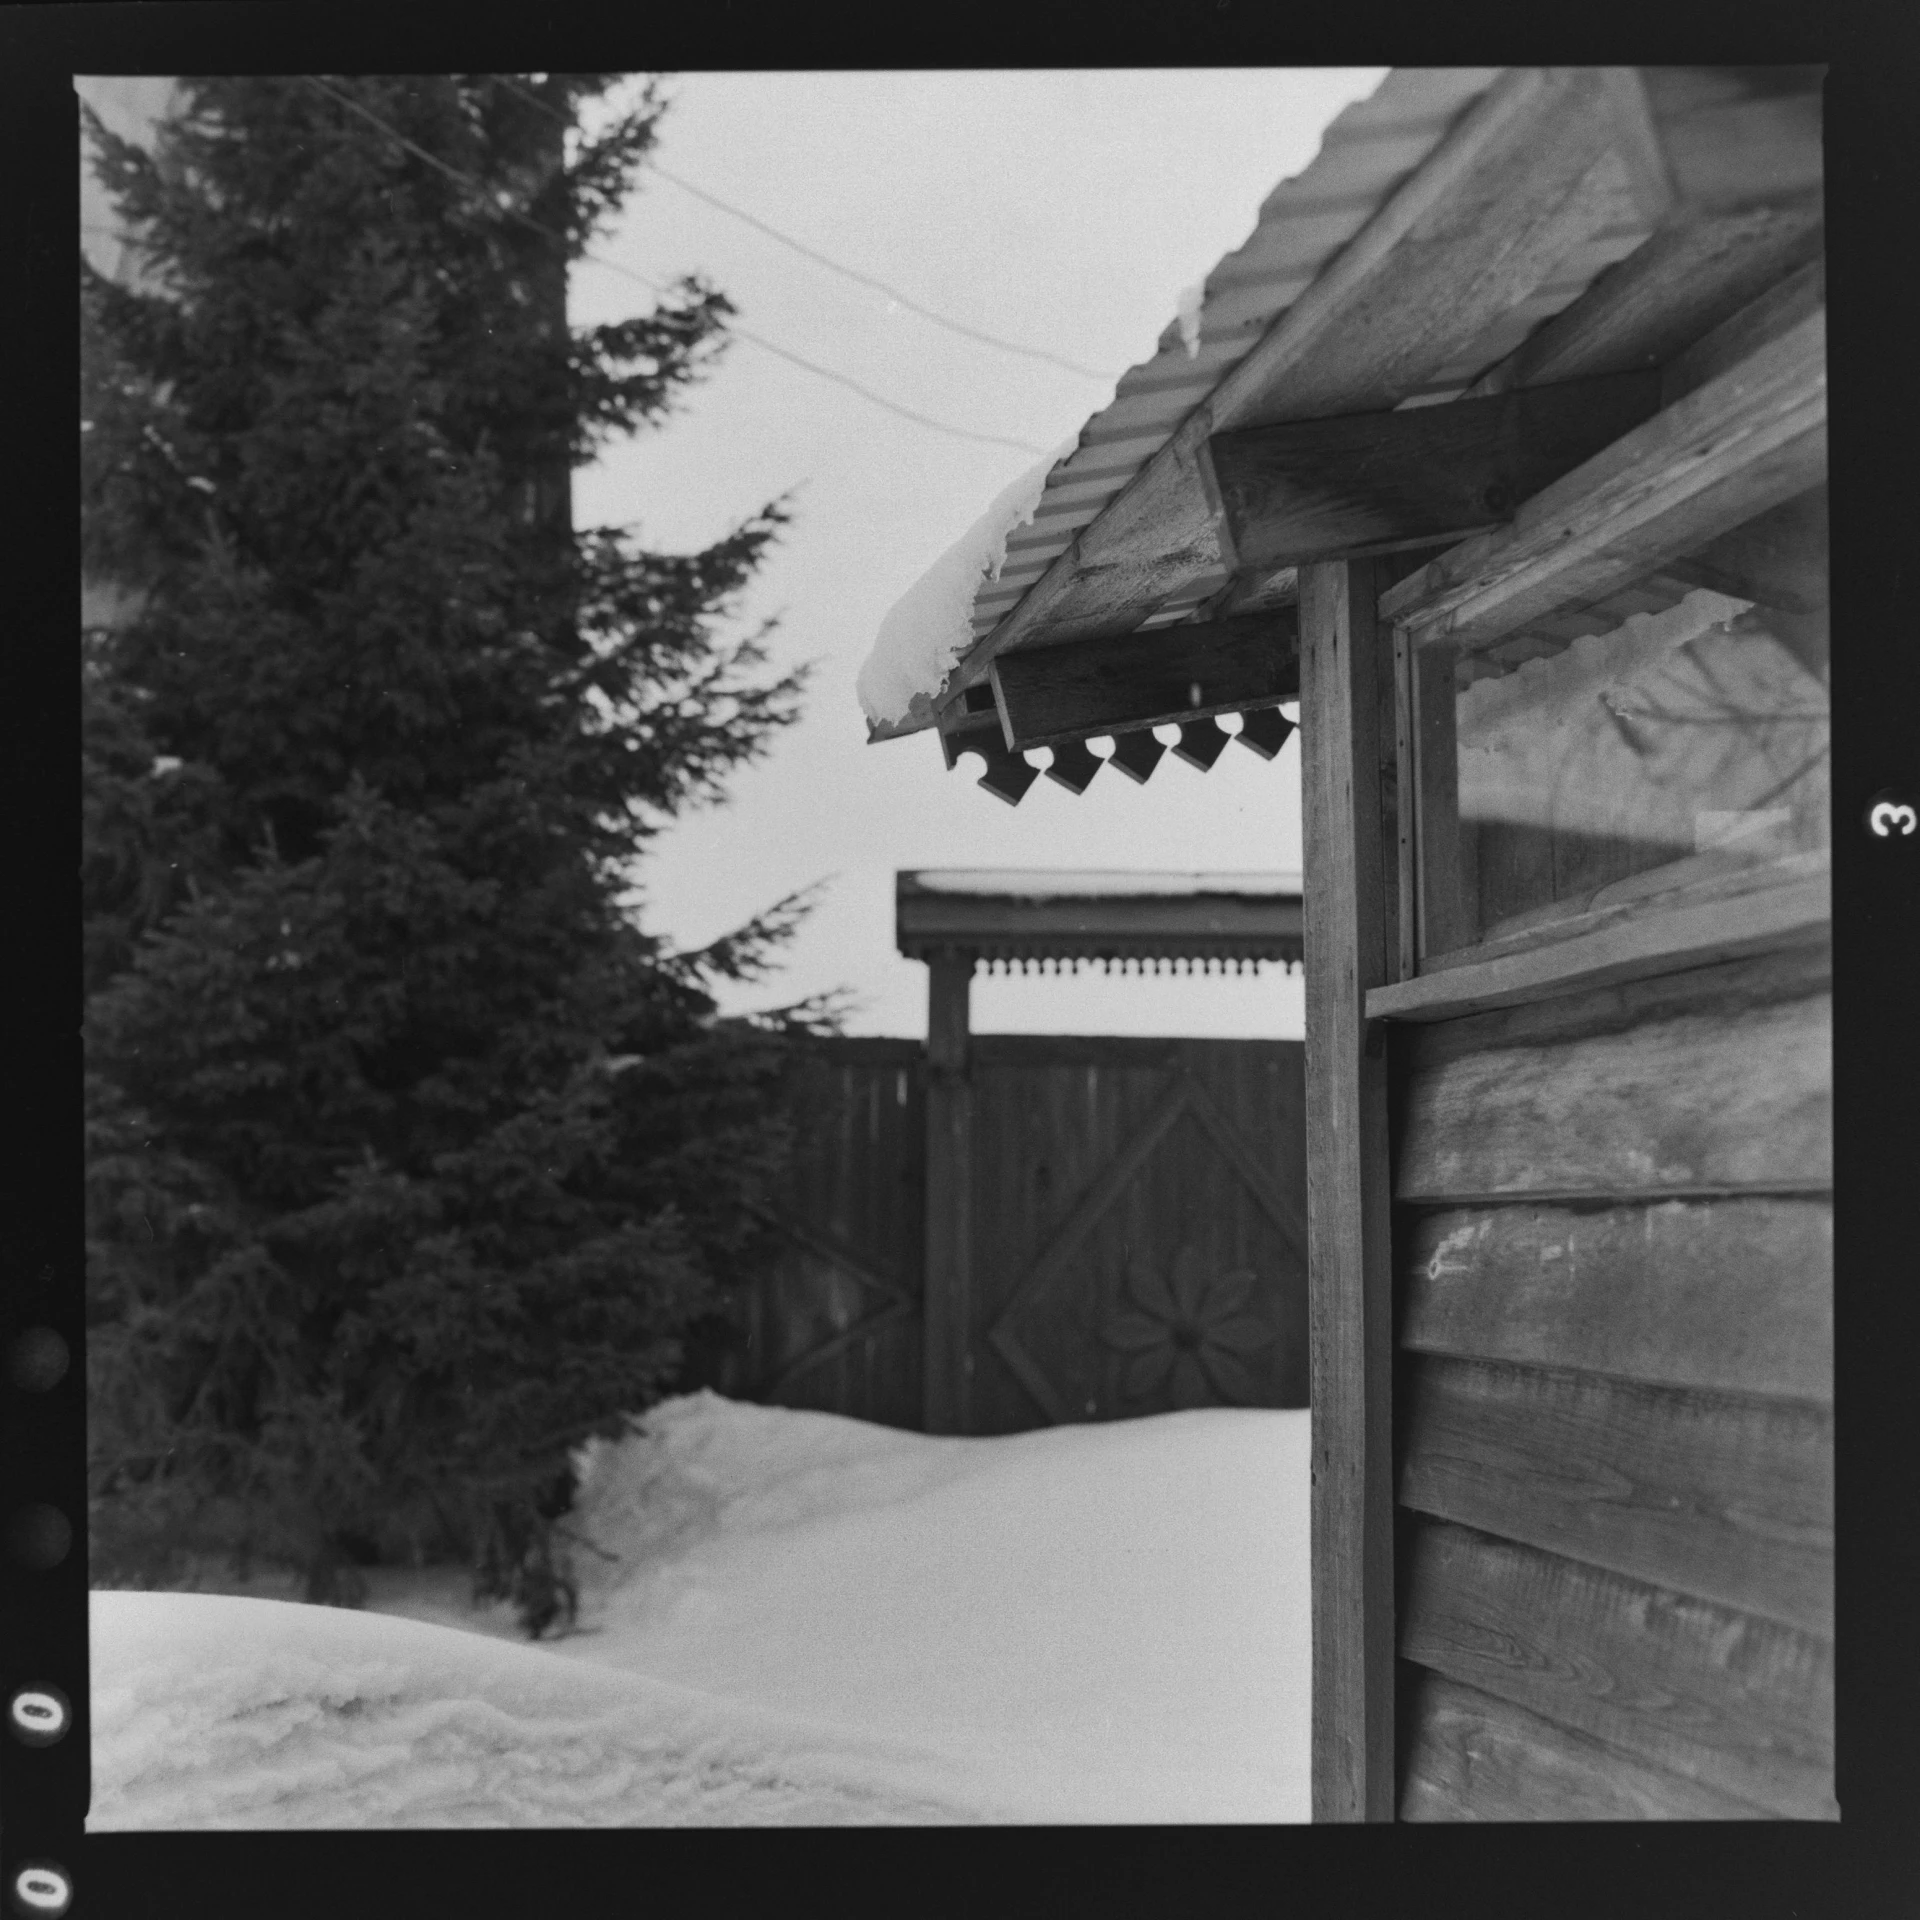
[988,610,1298,752]
[1301,556,1398,1820]
[1394,981,1830,1202]
[1383,308,1827,654]
[1398,1669,1784,1820]
[1367,866,1831,1025]
[1398,1353,1833,1635]
[1205,373,1662,576]
[1464,201,1824,399]
[967,1040,1309,1432]
[937,67,1646,702]
[1398,1196,1833,1403]
[1399,1517,1835,1817]
[921,957,974,1435]
[703,1042,925,1432]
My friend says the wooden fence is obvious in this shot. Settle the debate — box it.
[694,1033,1308,1436]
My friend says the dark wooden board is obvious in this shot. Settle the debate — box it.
[964,1039,1309,1434]
[989,612,1298,752]
[1399,1517,1835,1817]
[1467,202,1824,399]
[1399,1197,1832,1403]
[1301,557,1399,1821]
[1398,1669,1784,1820]
[1398,1353,1832,1636]
[701,1044,925,1432]
[1204,373,1662,577]
[1382,307,1827,654]
[1394,983,1831,1202]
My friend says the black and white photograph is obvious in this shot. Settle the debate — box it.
[9,12,1917,1900]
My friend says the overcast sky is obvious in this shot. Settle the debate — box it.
[85,68,1388,1040]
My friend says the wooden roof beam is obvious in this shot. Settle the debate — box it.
[928,66,1661,719]
[1381,304,1826,654]
[1199,370,1662,580]
[988,609,1298,754]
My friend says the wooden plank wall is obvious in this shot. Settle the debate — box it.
[1390,943,1834,1819]
[701,1039,927,1431]
[966,1035,1308,1437]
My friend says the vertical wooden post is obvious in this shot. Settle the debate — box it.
[1301,556,1398,1823]
[923,950,975,1435]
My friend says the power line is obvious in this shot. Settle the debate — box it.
[492,71,1106,383]
[300,75,1056,459]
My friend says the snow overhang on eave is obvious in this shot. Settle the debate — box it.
[859,63,1826,768]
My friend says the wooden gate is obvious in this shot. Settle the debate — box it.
[701,1033,1307,1436]
[964,1035,1307,1435]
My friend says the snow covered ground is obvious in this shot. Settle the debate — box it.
[90,1392,1310,1827]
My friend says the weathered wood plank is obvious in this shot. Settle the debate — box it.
[1465,201,1824,399]
[1394,981,1830,1202]
[1666,482,1827,613]
[1368,863,1830,1024]
[1398,1669,1784,1820]
[988,610,1297,752]
[1398,1197,1833,1403]
[1661,258,1825,406]
[1398,1354,1833,1635]
[1203,373,1662,577]
[1301,556,1398,1821]
[921,956,973,1435]
[936,67,1651,704]
[1383,308,1826,655]
[1399,1517,1836,1817]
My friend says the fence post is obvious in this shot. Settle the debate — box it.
[922,949,975,1433]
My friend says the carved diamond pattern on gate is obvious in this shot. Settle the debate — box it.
[986,1072,1306,1425]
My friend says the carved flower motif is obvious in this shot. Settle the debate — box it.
[1102,1245,1275,1409]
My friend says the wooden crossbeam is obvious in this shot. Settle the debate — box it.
[989,610,1297,753]
[1382,305,1826,654]
[1200,372,1662,578]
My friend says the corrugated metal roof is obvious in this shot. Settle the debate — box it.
[958,68,1510,646]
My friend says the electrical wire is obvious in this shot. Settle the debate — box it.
[493,73,1106,380]
[300,75,1057,458]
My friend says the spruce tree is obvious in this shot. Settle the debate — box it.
[81,74,815,1632]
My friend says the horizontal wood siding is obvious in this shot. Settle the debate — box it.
[1399,1353,1831,1636]
[1395,977,1830,1203]
[1391,943,1832,1817]
[1398,1670,1782,1820]
[1400,1517,1835,1817]
[1399,1197,1832,1401]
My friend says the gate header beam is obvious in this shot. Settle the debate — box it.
[896,871,1305,970]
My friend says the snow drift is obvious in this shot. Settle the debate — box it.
[92,1392,1311,1827]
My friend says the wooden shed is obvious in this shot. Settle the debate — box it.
[862,67,1831,1821]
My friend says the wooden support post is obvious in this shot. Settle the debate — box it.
[1301,556,1398,1822]
[923,950,975,1435]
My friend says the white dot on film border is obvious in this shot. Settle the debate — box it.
[12,1862,73,1915]
[9,1688,71,1742]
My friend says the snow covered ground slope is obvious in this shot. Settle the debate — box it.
[91,1393,1310,1827]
